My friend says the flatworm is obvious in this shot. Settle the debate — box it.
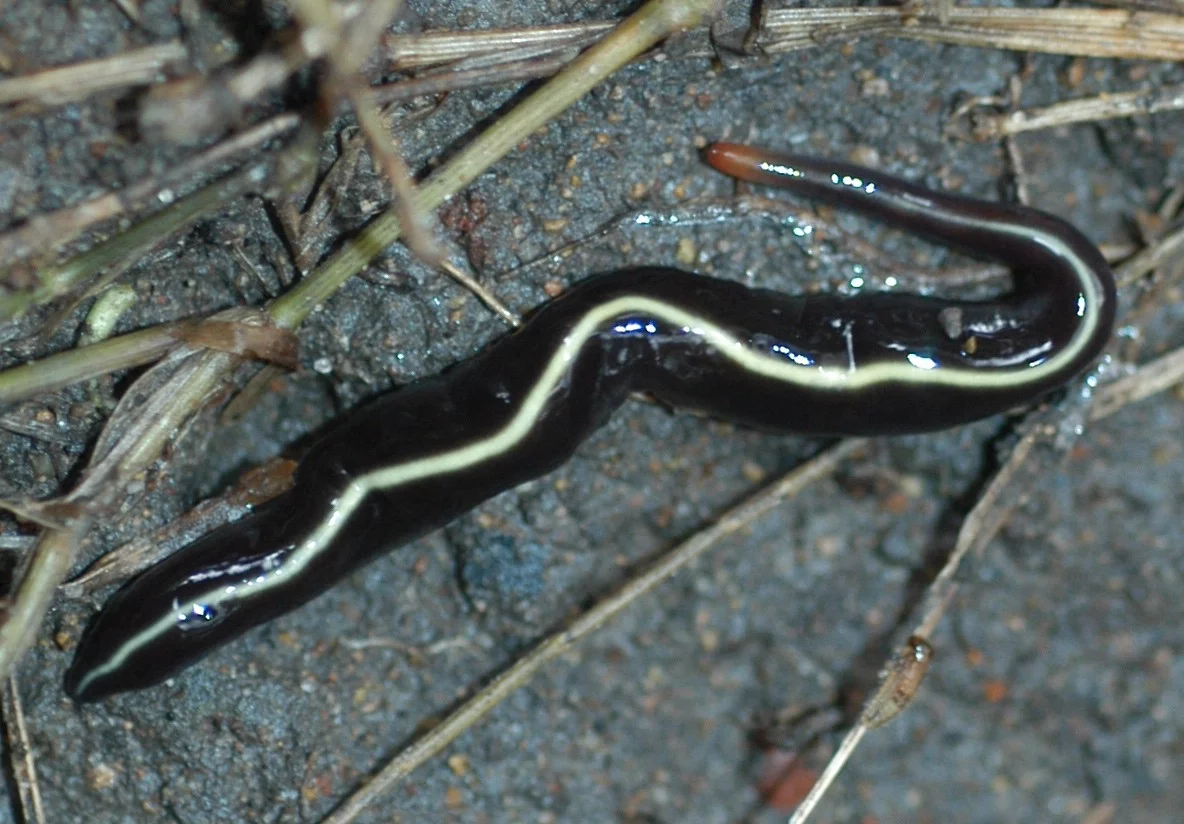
[64,145,1116,701]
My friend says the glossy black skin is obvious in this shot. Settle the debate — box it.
[64,151,1116,702]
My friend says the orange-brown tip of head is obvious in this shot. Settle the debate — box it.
[702,142,766,181]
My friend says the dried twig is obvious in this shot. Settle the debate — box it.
[2,676,45,824]
[758,7,1184,61]
[438,260,520,327]
[0,41,187,109]
[1090,346,1184,421]
[959,83,1184,141]
[999,73,1033,206]
[382,8,1184,70]
[385,21,615,70]
[1114,218,1184,290]
[1075,0,1183,12]
[371,51,577,106]
[0,313,295,406]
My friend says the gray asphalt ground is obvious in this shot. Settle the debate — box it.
[1,1,1181,822]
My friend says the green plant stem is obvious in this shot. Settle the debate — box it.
[0,326,180,406]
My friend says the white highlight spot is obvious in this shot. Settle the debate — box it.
[772,344,813,366]
[760,162,802,178]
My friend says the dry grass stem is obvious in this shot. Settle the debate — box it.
[1089,0,1184,12]
[2,676,45,824]
[385,22,615,70]
[438,260,521,327]
[0,40,187,108]
[350,97,444,264]
[107,0,143,24]
[382,8,1184,69]
[964,83,1184,140]
[787,724,867,824]
[0,326,183,405]
[371,52,577,106]
[758,7,1184,60]
[1115,220,1184,289]
[1091,346,1184,421]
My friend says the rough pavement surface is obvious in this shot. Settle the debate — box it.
[1,1,1181,822]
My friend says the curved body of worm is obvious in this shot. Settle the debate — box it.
[64,145,1116,702]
